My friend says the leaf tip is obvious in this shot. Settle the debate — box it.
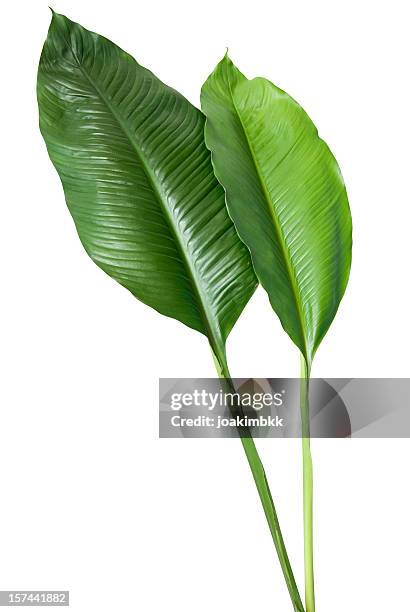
[48,6,60,18]
[47,7,63,28]
[222,48,232,63]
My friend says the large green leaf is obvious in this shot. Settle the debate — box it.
[37,14,257,362]
[201,55,352,366]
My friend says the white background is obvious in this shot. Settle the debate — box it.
[1,0,409,610]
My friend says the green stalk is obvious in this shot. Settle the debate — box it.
[212,346,305,612]
[300,355,315,612]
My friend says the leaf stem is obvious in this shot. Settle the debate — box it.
[300,355,315,612]
[212,347,305,612]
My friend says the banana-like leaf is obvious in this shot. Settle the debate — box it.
[201,55,352,366]
[37,15,257,362]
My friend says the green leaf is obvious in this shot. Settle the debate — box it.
[201,55,352,366]
[37,14,257,362]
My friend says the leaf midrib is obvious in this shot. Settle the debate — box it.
[226,75,308,358]
[61,40,225,354]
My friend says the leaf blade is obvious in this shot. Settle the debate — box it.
[201,56,352,364]
[37,15,257,358]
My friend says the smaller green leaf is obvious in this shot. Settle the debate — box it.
[201,55,352,366]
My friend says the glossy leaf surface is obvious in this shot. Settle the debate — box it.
[201,56,352,365]
[38,15,257,360]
